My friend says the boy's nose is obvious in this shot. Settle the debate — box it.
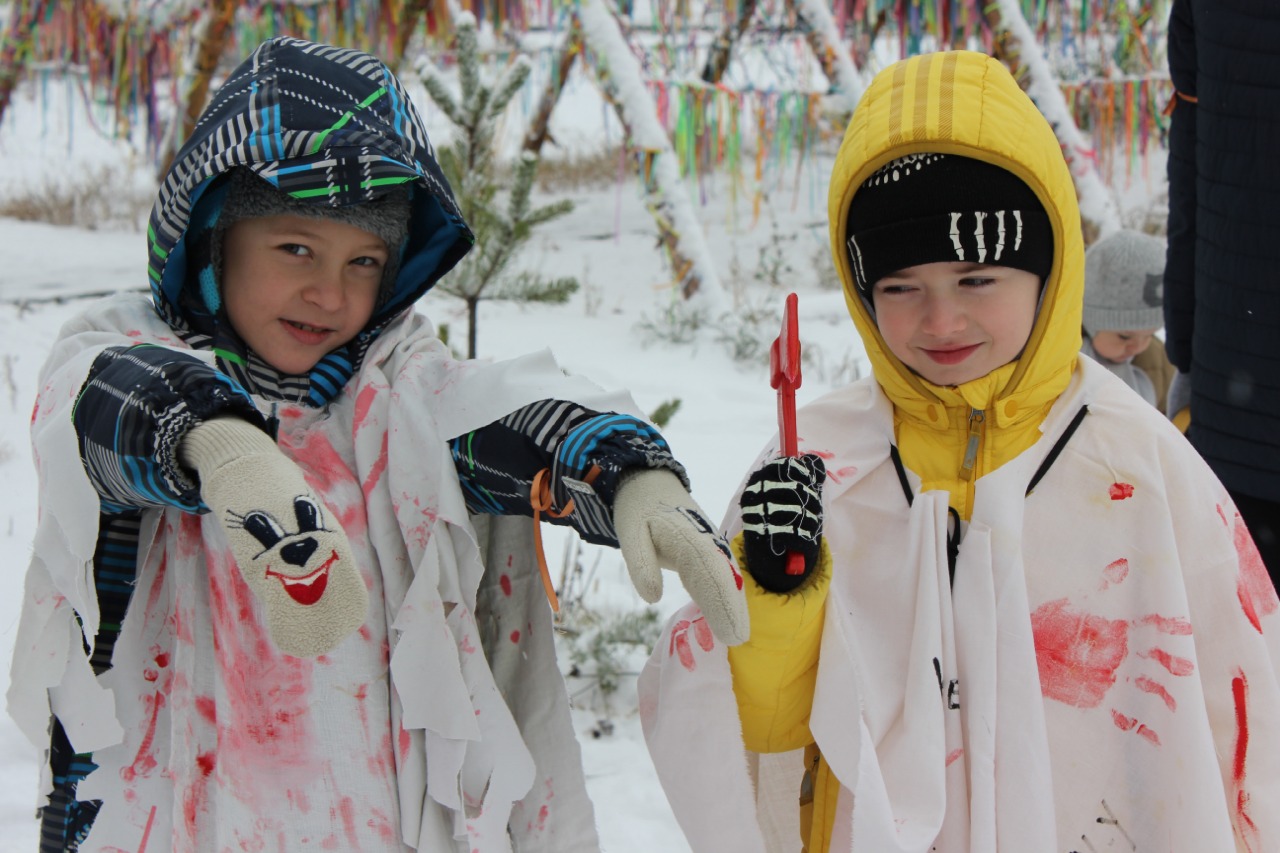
[920,297,966,336]
[303,270,346,310]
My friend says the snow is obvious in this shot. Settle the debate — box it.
[0,42,1160,851]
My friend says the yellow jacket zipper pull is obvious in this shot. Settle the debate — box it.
[959,408,985,481]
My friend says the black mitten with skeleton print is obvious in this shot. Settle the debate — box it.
[179,417,369,657]
[739,454,826,593]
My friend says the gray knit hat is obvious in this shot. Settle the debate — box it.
[212,168,411,305]
[1082,229,1165,335]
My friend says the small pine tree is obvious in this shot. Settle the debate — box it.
[417,14,578,358]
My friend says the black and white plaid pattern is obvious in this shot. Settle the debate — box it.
[147,37,473,406]
[451,401,687,548]
[73,345,266,512]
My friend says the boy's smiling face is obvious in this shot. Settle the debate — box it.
[221,214,388,375]
[872,261,1041,386]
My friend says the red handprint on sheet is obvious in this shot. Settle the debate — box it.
[1032,596,1194,747]
[669,615,715,672]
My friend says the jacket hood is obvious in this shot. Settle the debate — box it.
[147,37,472,342]
[827,50,1084,427]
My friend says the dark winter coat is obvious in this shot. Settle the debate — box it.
[1165,0,1280,501]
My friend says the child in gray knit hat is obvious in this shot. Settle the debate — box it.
[1081,229,1171,407]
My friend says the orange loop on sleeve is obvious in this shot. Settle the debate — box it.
[528,465,604,614]
[531,468,574,613]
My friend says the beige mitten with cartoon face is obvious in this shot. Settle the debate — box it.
[179,417,369,657]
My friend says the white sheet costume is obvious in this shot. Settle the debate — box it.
[640,50,1280,853]
[10,293,622,851]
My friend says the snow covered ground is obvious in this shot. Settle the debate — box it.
[0,51,1165,851]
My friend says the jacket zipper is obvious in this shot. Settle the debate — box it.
[958,408,985,481]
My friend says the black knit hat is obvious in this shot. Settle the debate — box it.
[210,168,411,309]
[845,153,1054,295]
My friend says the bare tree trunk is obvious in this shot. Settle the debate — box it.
[575,0,727,311]
[700,0,760,84]
[155,0,238,176]
[983,0,1122,242]
[0,0,52,129]
[784,0,864,114]
[523,18,582,154]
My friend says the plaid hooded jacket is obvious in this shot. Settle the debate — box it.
[15,37,678,852]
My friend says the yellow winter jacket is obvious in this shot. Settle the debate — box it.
[728,50,1087,853]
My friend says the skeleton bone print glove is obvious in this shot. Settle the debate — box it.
[179,417,369,657]
[739,454,826,593]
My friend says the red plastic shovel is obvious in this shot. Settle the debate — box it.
[769,292,806,576]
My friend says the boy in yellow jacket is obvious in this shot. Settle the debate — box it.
[639,50,1280,853]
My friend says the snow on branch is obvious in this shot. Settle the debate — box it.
[575,0,728,315]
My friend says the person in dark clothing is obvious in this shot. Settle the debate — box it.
[1164,0,1280,584]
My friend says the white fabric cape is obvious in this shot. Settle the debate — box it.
[8,292,629,852]
[640,359,1280,853]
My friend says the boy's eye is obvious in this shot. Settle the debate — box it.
[279,243,311,257]
[351,256,384,268]
[959,276,996,287]
[875,283,915,296]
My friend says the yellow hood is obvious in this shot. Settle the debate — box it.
[826,51,1085,512]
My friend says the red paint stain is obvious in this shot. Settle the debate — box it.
[693,616,715,652]
[338,795,360,847]
[203,546,317,782]
[194,695,216,725]
[1141,647,1195,677]
[282,431,368,537]
[136,804,157,852]
[1110,710,1161,746]
[500,574,513,596]
[1101,558,1129,589]
[1135,675,1177,711]
[1232,671,1260,852]
[669,616,716,672]
[352,383,384,434]
[183,751,217,836]
[1032,599,1128,708]
[1137,614,1193,635]
[826,465,858,485]
[155,652,170,668]
[361,431,389,500]
[368,806,397,841]
[728,557,743,590]
[945,748,964,767]
[354,683,370,737]
[1233,512,1279,634]
[1109,482,1135,501]
[122,691,165,782]
[510,630,521,644]
[398,725,411,760]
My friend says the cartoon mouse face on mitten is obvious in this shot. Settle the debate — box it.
[221,487,369,657]
[234,495,354,603]
[179,417,370,658]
